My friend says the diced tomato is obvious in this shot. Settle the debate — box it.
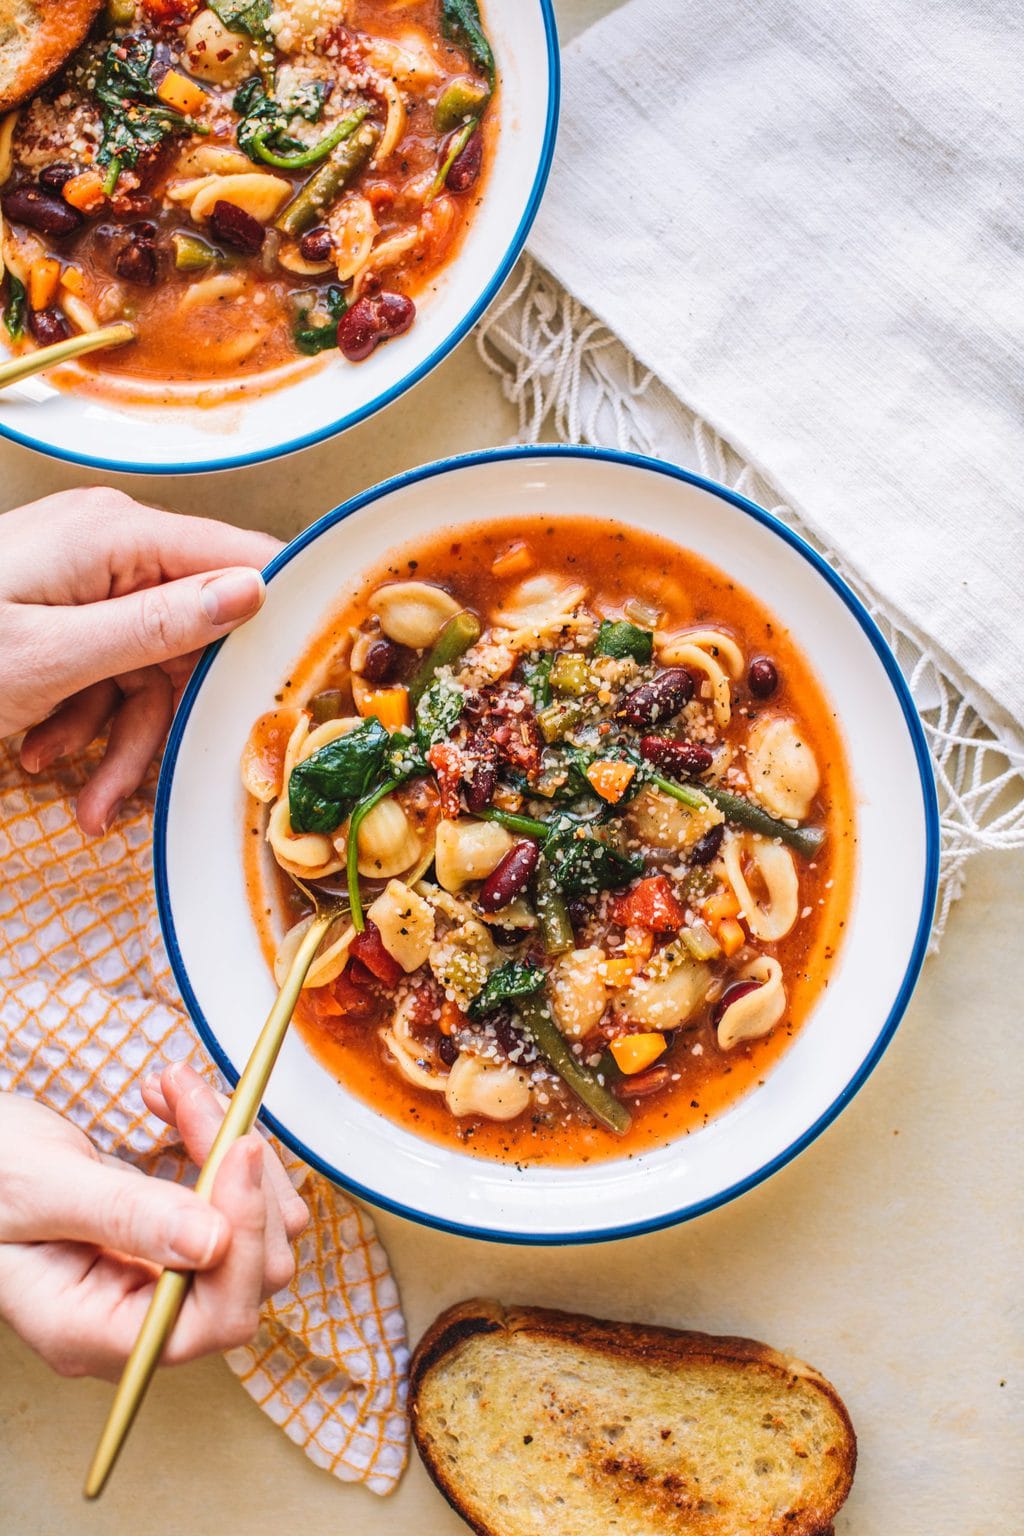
[492,715,542,778]
[303,974,377,1025]
[611,876,686,933]
[141,0,199,21]
[427,740,464,818]
[349,921,404,987]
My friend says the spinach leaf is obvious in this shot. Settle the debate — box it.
[544,828,643,898]
[293,285,348,355]
[288,717,389,834]
[467,960,546,1021]
[233,77,306,160]
[94,37,205,187]
[210,0,272,38]
[415,675,465,752]
[594,619,653,665]
[440,0,496,87]
[3,274,26,342]
[520,652,553,708]
[280,77,329,122]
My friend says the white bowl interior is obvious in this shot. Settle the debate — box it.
[0,3,556,473]
[158,451,936,1241]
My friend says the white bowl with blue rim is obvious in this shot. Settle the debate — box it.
[155,447,939,1244]
[0,3,559,475]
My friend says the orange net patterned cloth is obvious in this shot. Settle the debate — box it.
[0,737,409,1494]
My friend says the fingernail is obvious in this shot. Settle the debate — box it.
[200,569,265,627]
[168,1207,226,1267]
[101,798,124,835]
[142,1072,162,1097]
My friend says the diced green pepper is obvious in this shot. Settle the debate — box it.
[548,652,594,698]
[434,77,491,134]
[538,698,586,744]
[309,689,344,724]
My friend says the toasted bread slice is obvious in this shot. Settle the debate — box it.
[411,1300,856,1536]
[0,0,102,114]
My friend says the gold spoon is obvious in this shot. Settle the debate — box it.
[0,322,135,392]
[83,882,347,1500]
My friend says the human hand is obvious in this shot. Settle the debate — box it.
[0,487,281,834]
[0,1064,308,1380]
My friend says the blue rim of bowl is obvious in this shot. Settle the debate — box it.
[0,4,560,477]
[155,445,940,1245]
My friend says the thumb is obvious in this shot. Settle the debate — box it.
[47,565,266,697]
[11,1150,230,1271]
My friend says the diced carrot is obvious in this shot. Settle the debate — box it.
[585,759,636,805]
[491,539,534,579]
[157,69,207,116]
[610,1032,667,1075]
[612,875,686,933]
[60,265,86,297]
[438,998,464,1036]
[716,917,746,957]
[62,170,107,214]
[357,685,410,731]
[600,956,638,987]
[29,257,62,311]
[701,887,741,926]
[623,926,654,961]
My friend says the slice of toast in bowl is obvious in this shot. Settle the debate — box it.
[411,1300,856,1536]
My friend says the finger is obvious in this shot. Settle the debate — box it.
[146,1065,308,1246]
[0,490,281,605]
[5,1147,230,1270]
[164,1137,268,1364]
[19,680,120,773]
[74,667,174,835]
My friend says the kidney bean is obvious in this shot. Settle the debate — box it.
[616,668,694,728]
[363,637,399,684]
[210,198,265,254]
[492,1012,529,1059]
[2,186,82,237]
[567,898,590,935]
[446,129,482,194]
[38,163,77,193]
[463,735,498,814]
[478,839,540,913]
[748,656,779,698]
[711,979,762,1030]
[114,232,157,286]
[437,1033,459,1067]
[299,224,333,264]
[337,291,415,363]
[689,823,724,867]
[612,1064,670,1100]
[29,308,71,346]
[639,735,713,778]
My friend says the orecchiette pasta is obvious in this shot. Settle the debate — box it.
[269,0,349,52]
[274,912,354,988]
[429,919,500,1012]
[352,227,421,299]
[266,798,343,879]
[356,795,421,879]
[493,574,590,648]
[626,785,724,852]
[549,948,609,1041]
[381,1026,448,1093]
[185,9,254,83]
[369,580,463,648]
[722,833,800,942]
[363,33,442,85]
[371,74,408,164]
[657,628,744,727]
[444,1054,532,1121]
[611,945,708,1032]
[190,173,292,226]
[0,111,18,187]
[174,144,253,178]
[366,880,435,972]
[745,716,821,821]
[177,273,245,312]
[717,957,787,1049]
[328,195,379,283]
[435,819,514,894]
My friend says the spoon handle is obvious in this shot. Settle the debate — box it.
[83,906,336,1500]
[0,323,135,391]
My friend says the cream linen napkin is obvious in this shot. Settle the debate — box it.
[0,738,408,1494]
[526,0,1024,737]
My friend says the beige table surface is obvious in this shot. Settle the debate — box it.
[1,2,1022,1529]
